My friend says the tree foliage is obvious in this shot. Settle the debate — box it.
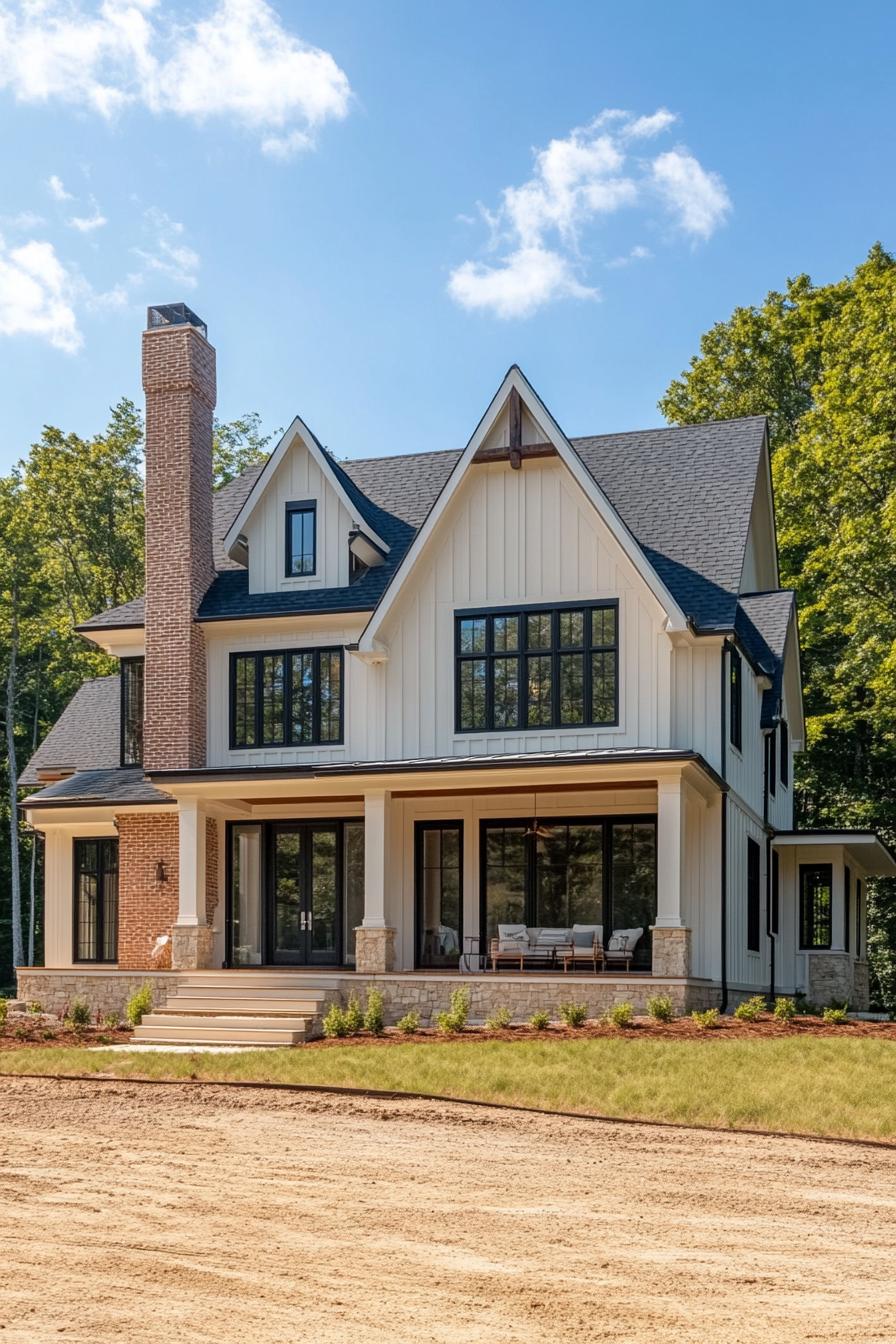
[661,244,896,1003]
[213,411,276,489]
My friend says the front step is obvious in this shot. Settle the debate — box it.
[161,997,325,1015]
[134,1021,309,1046]
[130,970,344,1046]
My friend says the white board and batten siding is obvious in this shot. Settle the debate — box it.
[244,445,354,596]
[377,458,673,762]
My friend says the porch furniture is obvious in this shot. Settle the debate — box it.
[560,924,604,973]
[490,924,530,971]
[603,927,644,971]
[490,925,577,971]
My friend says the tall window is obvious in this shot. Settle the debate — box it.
[800,864,832,949]
[455,603,618,733]
[844,866,851,953]
[747,836,761,952]
[120,657,144,766]
[767,728,776,798]
[285,502,316,577]
[729,646,742,752]
[771,849,779,935]
[415,822,463,968]
[779,719,789,786]
[230,648,343,748]
[856,879,862,957]
[74,838,118,963]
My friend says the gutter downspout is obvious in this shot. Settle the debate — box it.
[720,642,729,1014]
[763,729,775,1003]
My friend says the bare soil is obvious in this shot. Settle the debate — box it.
[1,1077,895,1343]
[0,1023,134,1050]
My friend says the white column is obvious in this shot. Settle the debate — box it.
[655,776,686,929]
[177,797,206,927]
[362,789,390,928]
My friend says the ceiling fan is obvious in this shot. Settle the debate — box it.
[524,793,554,840]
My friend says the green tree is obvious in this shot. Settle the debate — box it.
[213,412,276,489]
[660,244,896,1004]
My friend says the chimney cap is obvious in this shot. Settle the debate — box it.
[146,302,207,339]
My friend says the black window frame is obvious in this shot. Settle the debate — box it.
[229,646,344,749]
[73,837,119,964]
[770,848,780,935]
[414,820,464,969]
[779,719,789,787]
[856,878,862,958]
[454,600,619,734]
[284,500,317,578]
[844,866,851,954]
[120,656,145,767]
[729,646,742,752]
[767,727,776,798]
[747,836,761,952]
[799,863,833,950]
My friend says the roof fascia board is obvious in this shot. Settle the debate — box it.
[223,416,390,560]
[737,422,778,594]
[359,366,688,651]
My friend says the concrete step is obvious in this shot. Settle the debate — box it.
[140,1012,311,1031]
[162,997,325,1015]
[168,985,332,1000]
[174,973,342,986]
[132,1021,309,1046]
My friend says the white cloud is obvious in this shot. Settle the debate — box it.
[0,0,352,157]
[46,173,72,201]
[449,109,730,318]
[0,235,82,351]
[1,210,46,230]
[605,243,653,270]
[651,149,731,240]
[131,208,200,288]
[68,197,107,232]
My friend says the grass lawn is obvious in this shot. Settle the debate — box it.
[1,1034,895,1142]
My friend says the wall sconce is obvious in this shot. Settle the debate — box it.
[155,860,168,883]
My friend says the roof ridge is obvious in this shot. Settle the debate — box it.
[572,414,768,442]
[340,447,463,467]
[739,588,795,600]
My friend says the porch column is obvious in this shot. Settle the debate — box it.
[172,798,214,969]
[356,789,395,974]
[652,776,691,977]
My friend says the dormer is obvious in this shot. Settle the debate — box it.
[222,416,390,596]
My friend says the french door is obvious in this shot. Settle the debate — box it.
[270,823,340,965]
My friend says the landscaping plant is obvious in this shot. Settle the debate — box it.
[646,995,675,1023]
[322,1003,350,1039]
[607,1001,634,1029]
[396,1010,420,1035]
[773,996,797,1024]
[559,1002,588,1028]
[344,993,364,1036]
[823,1005,850,1025]
[363,990,385,1036]
[67,997,91,1028]
[436,986,471,1034]
[734,995,767,1022]
[529,1010,550,1030]
[27,1001,42,1015]
[125,985,153,1028]
[0,998,7,1029]
[485,1006,513,1030]
[691,1008,720,1030]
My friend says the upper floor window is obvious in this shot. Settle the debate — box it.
[800,863,832,949]
[780,719,789,787]
[729,646,742,752]
[230,647,343,749]
[120,657,144,766]
[767,726,776,798]
[285,501,316,577]
[747,836,761,952]
[455,602,618,734]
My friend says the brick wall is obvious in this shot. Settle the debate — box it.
[142,322,216,771]
[116,813,180,970]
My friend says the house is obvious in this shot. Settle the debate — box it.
[17,303,895,1041]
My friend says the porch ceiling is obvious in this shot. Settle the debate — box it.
[772,830,896,877]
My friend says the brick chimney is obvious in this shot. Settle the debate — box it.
[141,303,216,771]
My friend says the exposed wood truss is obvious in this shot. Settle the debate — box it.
[472,386,557,467]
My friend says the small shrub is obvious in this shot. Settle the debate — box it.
[485,1005,513,1030]
[343,992,364,1036]
[41,1028,57,1041]
[647,994,675,1023]
[96,1034,111,1045]
[436,986,471,1034]
[322,1003,349,1038]
[607,1001,634,1029]
[396,1010,420,1035]
[529,1010,550,1030]
[0,998,7,1028]
[14,1024,31,1040]
[822,1004,850,1025]
[734,995,766,1022]
[691,1007,720,1031]
[773,996,797,1023]
[794,993,819,1016]
[103,1012,120,1030]
[559,1001,588,1028]
[363,990,385,1036]
[68,997,91,1028]
[27,1001,43,1015]
[125,984,153,1028]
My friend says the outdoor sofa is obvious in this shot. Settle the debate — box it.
[489,925,643,973]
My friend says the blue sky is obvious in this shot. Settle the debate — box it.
[0,0,893,473]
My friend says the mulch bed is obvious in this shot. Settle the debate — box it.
[0,1024,135,1051]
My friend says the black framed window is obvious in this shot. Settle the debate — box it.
[767,728,776,797]
[747,836,761,952]
[285,501,316,577]
[480,816,655,969]
[800,863,832,949]
[415,822,463,968]
[729,646,742,752]
[780,719,789,786]
[844,866,851,953]
[230,647,343,748]
[349,548,368,585]
[856,879,862,958]
[74,838,118,963]
[770,849,780,935]
[455,602,618,733]
[120,656,144,766]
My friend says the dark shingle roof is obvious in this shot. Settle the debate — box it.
[20,676,121,785]
[735,589,796,728]
[78,417,768,630]
[23,767,173,808]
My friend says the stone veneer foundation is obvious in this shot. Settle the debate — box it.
[15,969,181,1019]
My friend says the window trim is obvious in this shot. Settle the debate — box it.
[770,848,780,935]
[72,836,119,965]
[120,656,144,767]
[767,727,776,798]
[856,879,862,958]
[844,866,851,954]
[799,863,833,950]
[454,600,619,734]
[747,836,761,952]
[284,500,317,578]
[729,646,742,753]
[229,646,344,750]
[414,820,464,970]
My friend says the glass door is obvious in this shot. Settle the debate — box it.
[270,823,341,965]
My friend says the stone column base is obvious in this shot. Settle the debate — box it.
[650,926,691,977]
[355,927,396,975]
[852,959,870,1012]
[807,952,855,1007]
[171,923,215,970]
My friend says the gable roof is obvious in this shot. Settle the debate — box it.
[20,676,121,785]
[735,589,797,729]
[22,767,173,808]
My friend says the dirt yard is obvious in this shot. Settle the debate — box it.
[1,1077,895,1343]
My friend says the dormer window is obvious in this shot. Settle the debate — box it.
[285,501,316,577]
